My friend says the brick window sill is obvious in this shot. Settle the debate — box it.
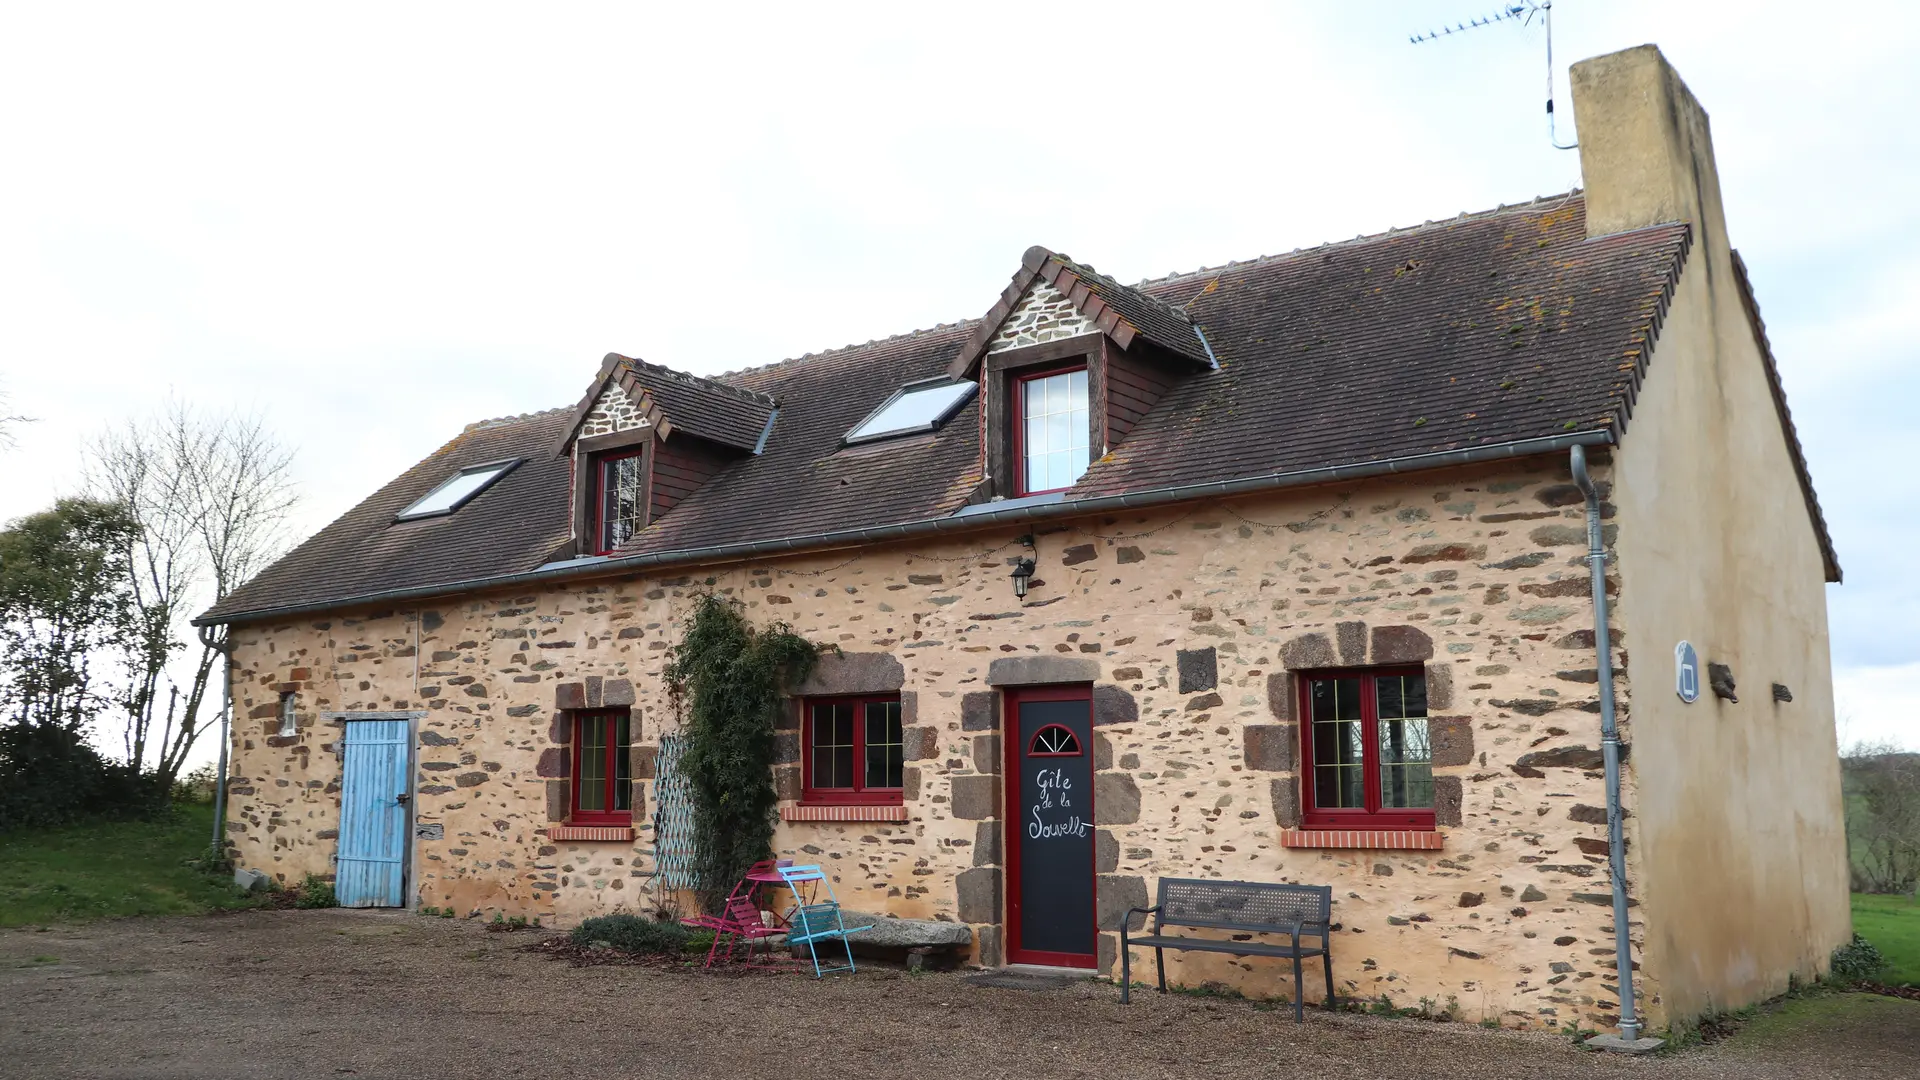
[782,804,910,823]
[1279,828,1443,851]
[548,824,635,842]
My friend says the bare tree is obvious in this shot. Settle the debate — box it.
[1842,740,1920,895]
[0,378,31,450]
[86,403,298,784]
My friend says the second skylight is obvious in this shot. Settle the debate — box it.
[844,379,976,444]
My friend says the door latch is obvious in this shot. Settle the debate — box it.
[395,792,410,804]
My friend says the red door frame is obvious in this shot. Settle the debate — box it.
[1002,682,1097,968]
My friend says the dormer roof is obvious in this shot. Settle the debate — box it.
[553,352,777,456]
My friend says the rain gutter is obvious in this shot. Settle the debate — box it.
[194,429,1615,627]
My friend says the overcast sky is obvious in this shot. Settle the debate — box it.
[2,1,1915,759]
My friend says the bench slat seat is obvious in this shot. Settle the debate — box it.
[1118,877,1336,1023]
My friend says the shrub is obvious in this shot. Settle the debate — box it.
[569,913,691,954]
[0,722,169,831]
[294,874,338,909]
[1830,934,1887,983]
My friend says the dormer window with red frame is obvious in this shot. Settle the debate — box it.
[801,695,904,805]
[591,447,647,554]
[570,709,632,825]
[1014,364,1090,495]
[1298,667,1435,830]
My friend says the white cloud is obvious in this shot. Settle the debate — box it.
[1836,664,1920,753]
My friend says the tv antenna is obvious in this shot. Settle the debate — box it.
[1409,1,1578,150]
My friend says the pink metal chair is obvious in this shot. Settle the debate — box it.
[682,861,787,969]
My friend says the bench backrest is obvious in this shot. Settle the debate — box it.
[1154,878,1332,934]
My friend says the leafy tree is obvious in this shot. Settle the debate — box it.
[0,499,140,733]
[0,499,168,829]
[663,594,826,911]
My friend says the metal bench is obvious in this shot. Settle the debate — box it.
[1118,877,1335,1023]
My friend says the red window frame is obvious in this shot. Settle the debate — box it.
[1011,362,1090,497]
[800,694,905,806]
[569,708,632,825]
[590,446,647,555]
[1297,666,1436,831]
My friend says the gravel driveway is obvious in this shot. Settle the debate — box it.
[2,909,1913,1079]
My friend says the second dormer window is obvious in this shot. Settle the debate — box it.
[593,447,646,554]
[1015,365,1090,495]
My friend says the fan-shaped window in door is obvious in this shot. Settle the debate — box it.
[1028,724,1082,757]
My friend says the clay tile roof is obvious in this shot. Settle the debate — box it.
[621,356,776,452]
[205,193,1783,623]
[1045,252,1209,364]
[201,409,575,620]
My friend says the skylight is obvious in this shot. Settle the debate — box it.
[395,460,519,521]
[844,379,976,444]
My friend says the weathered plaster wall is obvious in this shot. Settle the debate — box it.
[227,458,1651,1028]
[1573,47,1849,1031]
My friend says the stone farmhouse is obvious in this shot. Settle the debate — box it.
[199,47,1848,1033]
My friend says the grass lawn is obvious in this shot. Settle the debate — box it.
[0,802,263,927]
[1853,892,1920,987]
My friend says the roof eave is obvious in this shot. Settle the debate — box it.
[193,429,1616,628]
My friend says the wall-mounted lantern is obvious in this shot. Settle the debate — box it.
[1010,557,1036,600]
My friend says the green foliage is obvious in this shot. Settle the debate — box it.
[663,594,825,911]
[0,721,169,831]
[569,913,692,954]
[1561,1019,1600,1046]
[0,801,264,925]
[1852,892,1920,987]
[1829,933,1887,984]
[0,498,140,733]
[294,874,338,909]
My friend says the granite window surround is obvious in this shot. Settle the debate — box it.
[545,677,643,841]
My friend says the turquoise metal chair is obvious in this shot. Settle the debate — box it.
[775,864,867,977]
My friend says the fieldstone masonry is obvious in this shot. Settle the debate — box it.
[223,458,1643,1030]
[579,384,652,439]
[987,278,1096,352]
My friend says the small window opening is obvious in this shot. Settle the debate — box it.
[1014,365,1090,494]
[844,379,976,444]
[395,459,519,520]
[592,447,647,554]
[278,691,297,737]
[1028,724,1081,757]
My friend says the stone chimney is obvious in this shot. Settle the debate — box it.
[1570,45,1731,253]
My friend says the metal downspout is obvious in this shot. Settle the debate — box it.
[1570,444,1643,1043]
[198,625,233,857]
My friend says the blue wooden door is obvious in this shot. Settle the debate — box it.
[337,719,410,907]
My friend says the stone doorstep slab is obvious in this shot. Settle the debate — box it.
[836,910,974,950]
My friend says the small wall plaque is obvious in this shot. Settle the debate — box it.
[1674,641,1700,704]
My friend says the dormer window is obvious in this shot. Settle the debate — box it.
[845,378,976,444]
[395,459,519,521]
[592,447,647,554]
[1014,365,1090,495]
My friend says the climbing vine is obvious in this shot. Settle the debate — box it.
[663,593,827,911]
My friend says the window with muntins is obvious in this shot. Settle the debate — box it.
[802,695,904,804]
[1015,365,1090,494]
[592,448,646,554]
[1299,668,1434,829]
[570,709,632,824]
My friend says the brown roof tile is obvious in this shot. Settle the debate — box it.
[207,194,1778,622]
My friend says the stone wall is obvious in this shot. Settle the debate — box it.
[987,278,1096,353]
[224,456,1644,1029]
[579,383,651,439]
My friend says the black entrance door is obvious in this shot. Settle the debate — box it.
[1006,686,1095,968]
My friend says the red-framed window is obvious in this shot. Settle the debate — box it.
[590,447,646,555]
[801,695,904,805]
[1028,724,1082,757]
[1298,667,1435,830]
[570,709,632,824]
[1012,363,1090,495]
